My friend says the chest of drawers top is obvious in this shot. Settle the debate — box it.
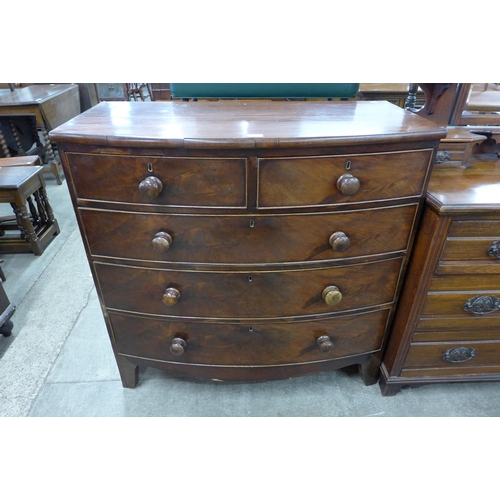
[50,100,445,149]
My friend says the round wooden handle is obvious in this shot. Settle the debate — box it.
[170,337,187,356]
[139,176,163,199]
[329,231,350,252]
[162,287,180,306]
[317,335,334,353]
[322,285,342,306]
[152,231,172,253]
[336,173,360,196]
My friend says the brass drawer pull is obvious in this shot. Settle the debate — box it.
[443,347,476,363]
[329,231,350,252]
[463,295,500,315]
[322,286,342,306]
[152,231,173,253]
[317,335,334,353]
[162,287,180,306]
[170,337,187,356]
[487,240,500,259]
[139,175,163,199]
[336,173,360,196]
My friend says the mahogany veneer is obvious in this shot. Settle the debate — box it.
[50,100,445,388]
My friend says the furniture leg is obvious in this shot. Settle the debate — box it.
[37,186,59,232]
[40,125,62,185]
[358,355,381,386]
[8,118,26,155]
[12,203,42,255]
[114,353,139,388]
[0,319,13,337]
[0,127,11,158]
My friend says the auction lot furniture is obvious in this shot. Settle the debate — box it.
[0,165,60,255]
[380,156,500,395]
[0,84,80,184]
[50,100,445,388]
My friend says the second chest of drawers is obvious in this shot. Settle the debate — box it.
[380,159,500,395]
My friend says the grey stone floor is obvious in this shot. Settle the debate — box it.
[1,171,499,417]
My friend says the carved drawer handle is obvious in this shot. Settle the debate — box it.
[322,285,342,306]
[329,231,350,252]
[443,347,476,363]
[139,176,163,199]
[170,337,187,356]
[152,231,173,253]
[463,295,500,315]
[336,173,360,196]
[162,287,180,306]
[317,335,334,353]
[487,240,500,259]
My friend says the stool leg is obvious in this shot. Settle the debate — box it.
[38,186,58,233]
[40,125,62,185]
[12,203,42,255]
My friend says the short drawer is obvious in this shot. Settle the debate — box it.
[95,257,403,320]
[421,291,500,318]
[402,341,500,371]
[110,308,390,366]
[66,153,247,208]
[80,204,417,264]
[257,149,432,208]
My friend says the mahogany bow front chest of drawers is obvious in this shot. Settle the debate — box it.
[50,100,445,388]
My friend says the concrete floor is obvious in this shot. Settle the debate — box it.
[1,171,500,417]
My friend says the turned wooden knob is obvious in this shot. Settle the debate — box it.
[162,287,180,306]
[329,231,350,252]
[152,231,172,253]
[322,285,342,306]
[170,337,187,356]
[139,176,163,199]
[337,173,360,196]
[317,335,334,353]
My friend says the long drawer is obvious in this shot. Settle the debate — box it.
[257,149,433,208]
[110,308,390,366]
[95,257,403,319]
[66,153,247,208]
[421,291,500,318]
[402,340,500,371]
[80,204,418,265]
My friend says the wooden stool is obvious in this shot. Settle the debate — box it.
[0,165,59,255]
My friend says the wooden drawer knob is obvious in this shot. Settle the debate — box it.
[322,285,342,306]
[139,176,163,199]
[170,337,187,356]
[152,231,173,253]
[487,240,500,259]
[317,335,334,353]
[162,287,180,306]
[329,231,350,252]
[336,173,360,195]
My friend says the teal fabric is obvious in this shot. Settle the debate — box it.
[170,83,360,99]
